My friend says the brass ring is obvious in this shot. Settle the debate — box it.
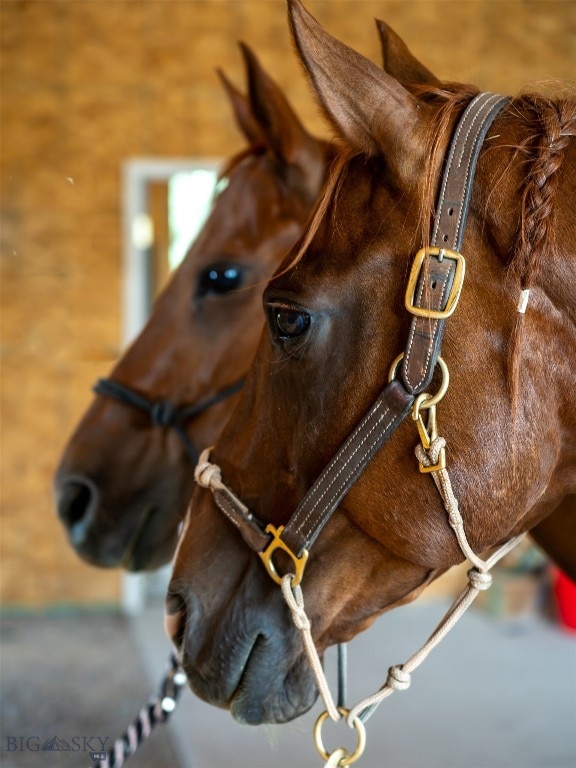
[314,708,367,766]
[387,352,405,384]
[388,354,449,409]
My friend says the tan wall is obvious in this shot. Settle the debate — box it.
[1,0,574,608]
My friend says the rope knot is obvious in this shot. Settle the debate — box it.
[194,448,221,489]
[468,568,492,591]
[386,665,411,691]
[415,436,446,467]
[291,607,311,632]
[281,578,311,631]
[150,400,176,427]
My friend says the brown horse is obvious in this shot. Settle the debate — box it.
[168,0,576,727]
[54,44,332,571]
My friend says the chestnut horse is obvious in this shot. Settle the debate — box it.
[53,26,433,573]
[54,44,332,570]
[168,0,576,728]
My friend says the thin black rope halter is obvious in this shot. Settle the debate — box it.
[93,376,244,466]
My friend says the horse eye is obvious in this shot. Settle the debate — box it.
[273,308,310,339]
[198,264,243,296]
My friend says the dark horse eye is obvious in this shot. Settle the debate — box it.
[198,264,243,296]
[274,308,311,339]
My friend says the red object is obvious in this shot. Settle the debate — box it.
[554,570,576,631]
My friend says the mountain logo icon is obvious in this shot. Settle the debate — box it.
[41,736,72,751]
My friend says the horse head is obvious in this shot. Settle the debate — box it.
[168,0,576,725]
[54,42,331,571]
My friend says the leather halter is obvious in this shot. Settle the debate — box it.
[196,92,508,583]
[93,376,244,465]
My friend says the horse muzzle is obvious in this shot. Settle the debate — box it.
[54,471,178,570]
[165,566,319,724]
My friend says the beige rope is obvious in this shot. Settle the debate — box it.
[415,437,487,571]
[278,434,525,730]
[324,748,348,768]
[194,447,251,516]
[193,442,525,749]
[281,575,341,723]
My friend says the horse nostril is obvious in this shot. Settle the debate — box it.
[56,477,98,544]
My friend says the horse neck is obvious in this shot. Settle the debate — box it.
[465,96,576,498]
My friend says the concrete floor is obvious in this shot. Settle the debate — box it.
[2,597,575,768]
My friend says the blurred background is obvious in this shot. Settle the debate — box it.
[1,2,575,767]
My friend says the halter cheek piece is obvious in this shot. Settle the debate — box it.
[195,92,510,581]
[93,376,244,466]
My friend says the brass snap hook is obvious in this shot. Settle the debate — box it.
[412,394,438,450]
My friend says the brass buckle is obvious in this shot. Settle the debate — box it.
[405,247,465,319]
[258,524,309,586]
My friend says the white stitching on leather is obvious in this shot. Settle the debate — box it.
[291,402,395,537]
[403,273,448,391]
[454,94,500,243]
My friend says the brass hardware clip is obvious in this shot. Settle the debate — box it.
[258,524,309,586]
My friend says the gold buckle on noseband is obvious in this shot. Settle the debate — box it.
[258,524,309,586]
[405,247,465,319]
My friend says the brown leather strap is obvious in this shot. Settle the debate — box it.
[282,380,414,555]
[212,489,272,552]
[402,93,509,393]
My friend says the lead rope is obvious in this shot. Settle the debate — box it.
[92,654,186,768]
[278,429,525,766]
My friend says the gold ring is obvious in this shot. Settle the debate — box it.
[314,708,367,766]
[388,354,449,409]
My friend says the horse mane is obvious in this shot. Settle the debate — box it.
[506,94,576,285]
[503,93,576,404]
[411,86,576,405]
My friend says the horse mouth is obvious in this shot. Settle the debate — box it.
[119,506,163,570]
[176,628,318,725]
[232,635,319,724]
[227,634,269,723]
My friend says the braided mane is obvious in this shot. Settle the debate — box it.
[507,94,576,287]
[504,94,576,402]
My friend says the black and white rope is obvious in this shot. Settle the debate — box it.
[93,653,186,768]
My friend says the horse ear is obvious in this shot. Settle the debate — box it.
[239,41,326,201]
[217,68,264,147]
[288,0,429,175]
[375,19,440,86]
